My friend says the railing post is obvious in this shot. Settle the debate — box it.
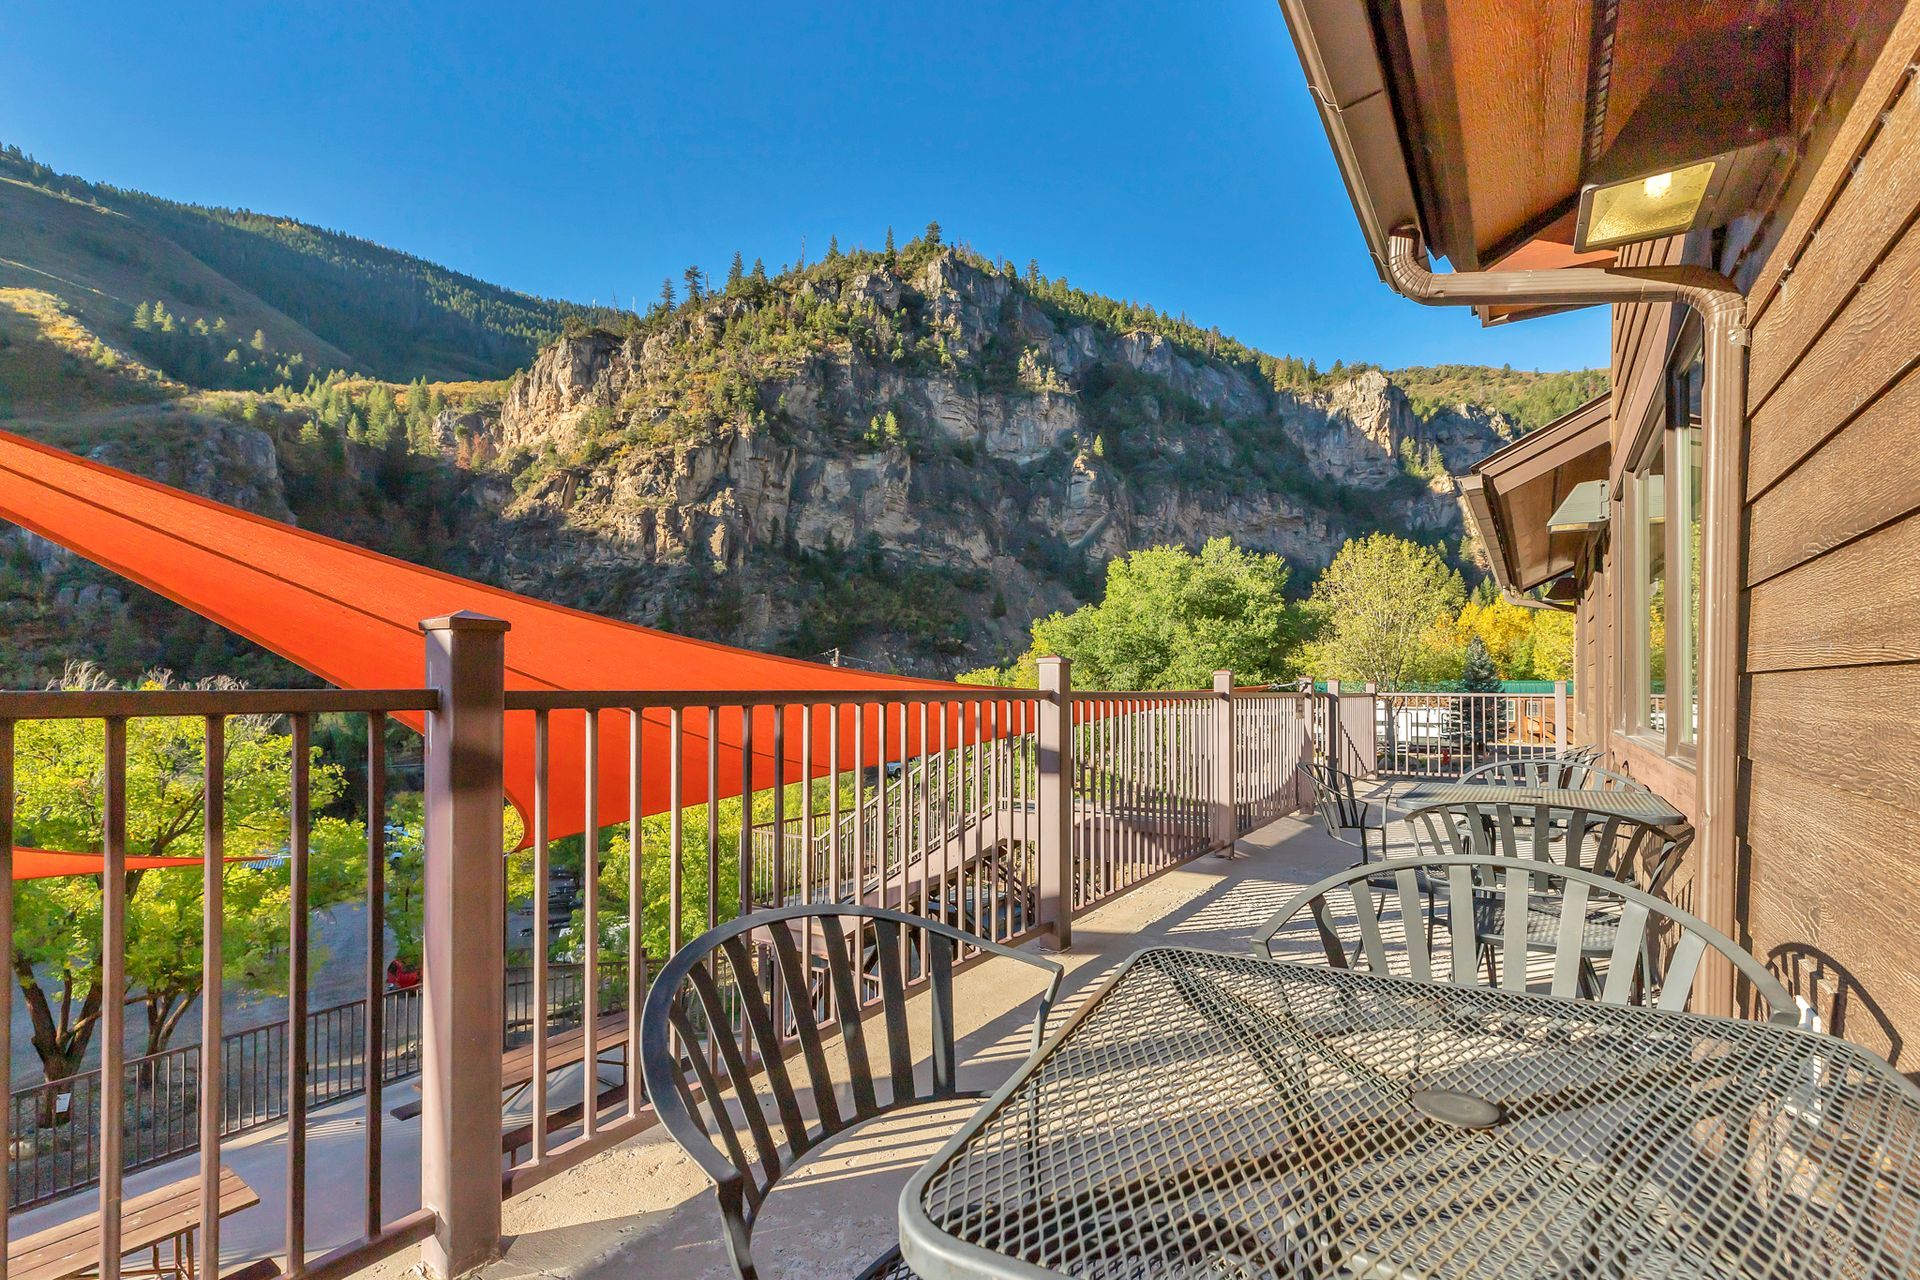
[418,611,509,1279]
[1035,656,1073,949]
[1210,670,1236,855]
[1355,682,1379,776]
[1554,680,1569,752]
[1324,679,1342,772]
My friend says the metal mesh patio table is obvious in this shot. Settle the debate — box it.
[1397,783,1685,826]
[898,947,1920,1278]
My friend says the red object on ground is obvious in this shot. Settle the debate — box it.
[0,428,1003,845]
[385,956,421,991]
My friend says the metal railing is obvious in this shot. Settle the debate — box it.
[4,960,624,1211]
[0,686,443,1280]
[1232,692,1313,834]
[1068,692,1215,908]
[1370,686,1571,778]
[0,642,1327,1280]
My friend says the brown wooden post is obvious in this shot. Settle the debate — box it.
[1210,670,1237,855]
[418,611,509,1278]
[1325,679,1342,772]
[1553,680,1569,752]
[1035,657,1073,949]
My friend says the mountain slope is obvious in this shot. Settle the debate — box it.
[445,241,1558,670]
[0,143,582,381]
[0,159,1609,684]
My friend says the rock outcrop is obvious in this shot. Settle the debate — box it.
[456,251,1511,673]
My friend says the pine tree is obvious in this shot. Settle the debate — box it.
[249,328,267,352]
[826,234,840,259]
[924,220,942,247]
[1026,258,1040,286]
[133,301,152,329]
[683,265,704,303]
[884,226,896,262]
[659,277,676,309]
[750,258,768,286]
[726,251,744,293]
[1460,635,1500,693]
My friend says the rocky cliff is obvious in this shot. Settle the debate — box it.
[456,249,1514,672]
[1,245,1562,685]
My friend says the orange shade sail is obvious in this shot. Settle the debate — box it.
[0,428,1022,844]
[11,848,212,880]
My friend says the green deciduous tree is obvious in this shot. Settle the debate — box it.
[981,538,1307,690]
[10,665,363,1082]
[1299,533,1466,690]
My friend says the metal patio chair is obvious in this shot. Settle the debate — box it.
[639,904,1063,1280]
[1298,760,1438,947]
[1460,756,1643,790]
[1298,759,1391,863]
[1252,854,1796,1022]
[1404,799,1693,990]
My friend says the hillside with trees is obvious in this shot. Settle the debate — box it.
[0,150,1606,687]
[0,142,607,382]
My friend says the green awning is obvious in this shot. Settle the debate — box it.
[1547,479,1610,532]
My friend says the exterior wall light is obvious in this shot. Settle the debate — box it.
[1574,159,1719,252]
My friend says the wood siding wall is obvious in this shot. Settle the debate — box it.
[1583,4,1920,1068]
[1736,7,1920,1070]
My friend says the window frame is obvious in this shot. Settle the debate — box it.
[1616,325,1704,764]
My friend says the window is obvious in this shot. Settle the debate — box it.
[1624,338,1705,756]
[1669,350,1704,748]
[1634,440,1667,738]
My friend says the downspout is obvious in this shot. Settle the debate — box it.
[1385,228,1748,1016]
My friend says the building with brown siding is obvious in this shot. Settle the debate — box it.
[1277,0,1920,1066]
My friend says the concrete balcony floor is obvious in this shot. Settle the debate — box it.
[340,801,1372,1280]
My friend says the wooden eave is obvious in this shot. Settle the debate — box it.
[1466,394,1611,592]
[1275,0,1790,321]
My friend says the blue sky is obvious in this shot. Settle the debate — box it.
[2,0,1607,372]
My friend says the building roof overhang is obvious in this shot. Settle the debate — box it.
[1273,0,1789,321]
[1463,394,1611,594]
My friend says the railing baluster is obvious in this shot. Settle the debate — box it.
[852,702,866,909]
[737,705,753,923]
[287,711,310,1272]
[100,716,128,1280]
[363,713,385,1238]
[201,715,227,1274]
[918,701,930,921]
[771,703,785,916]
[0,721,13,1258]
[583,710,600,1139]
[627,706,644,1111]
[1,718,12,1273]
[669,708,684,960]
[531,709,551,1161]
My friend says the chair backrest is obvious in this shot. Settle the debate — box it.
[640,904,1062,1279]
[1297,760,1368,838]
[1458,757,1641,790]
[1405,799,1692,897]
[1251,854,1796,1023]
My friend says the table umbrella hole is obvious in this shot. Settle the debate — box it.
[1409,1088,1507,1129]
